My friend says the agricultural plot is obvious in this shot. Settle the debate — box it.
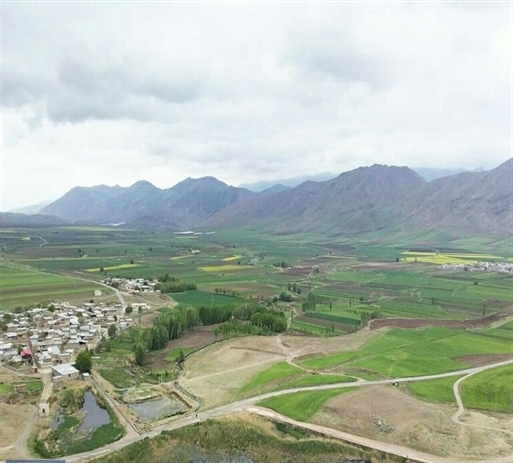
[301,326,513,378]
[259,387,356,421]
[405,376,460,404]
[239,361,303,394]
[0,264,106,309]
[461,364,513,413]
[170,290,243,307]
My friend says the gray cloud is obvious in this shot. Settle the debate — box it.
[1,2,510,211]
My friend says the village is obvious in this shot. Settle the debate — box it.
[439,260,513,273]
[0,277,158,383]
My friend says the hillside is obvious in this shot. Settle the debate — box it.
[405,158,513,235]
[40,178,255,229]
[33,159,513,236]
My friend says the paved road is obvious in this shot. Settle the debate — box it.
[61,358,513,463]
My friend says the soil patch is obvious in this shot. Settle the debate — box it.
[283,266,313,277]
[313,384,513,460]
[453,354,513,367]
[370,311,512,331]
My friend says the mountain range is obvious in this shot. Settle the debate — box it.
[3,159,512,236]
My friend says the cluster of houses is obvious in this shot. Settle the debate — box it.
[104,277,158,294]
[0,301,134,377]
[439,261,513,273]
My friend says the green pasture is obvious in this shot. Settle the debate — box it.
[0,264,106,309]
[240,361,303,394]
[0,383,13,396]
[259,387,356,421]
[461,364,513,413]
[291,320,343,336]
[165,347,194,362]
[406,376,460,404]
[170,290,243,307]
[302,327,513,378]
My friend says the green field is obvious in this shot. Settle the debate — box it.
[259,388,356,421]
[406,376,460,404]
[240,361,303,394]
[165,347,194,361]
[461,364,513,413]
[302,327,513,378]
[170,290,243,307]
[88,415,398,463]
[0,264,107,309]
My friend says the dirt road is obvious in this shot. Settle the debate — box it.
[59,358,513,463]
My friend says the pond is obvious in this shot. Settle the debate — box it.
[51,389,111,432]
[128,396,184,422]
[79,389,111,432]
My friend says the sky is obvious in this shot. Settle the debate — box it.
[1,1,511,211]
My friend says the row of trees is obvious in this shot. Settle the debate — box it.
[155,280,197,293]
[128,301,287,365]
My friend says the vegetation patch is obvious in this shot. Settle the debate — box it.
[301,326,513,378]
[240,361,303,394]
[461,364,513,413]
[90,415,396,463]
[87,263,140,272]
[406,376,460,404]
[259,388,356,421]
[199,264,253,272]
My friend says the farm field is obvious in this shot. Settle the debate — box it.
[258,387,356,421]
[301,326,513,377]
[461,364,513,413]
[0,263,108,309]
[0,224,512,461]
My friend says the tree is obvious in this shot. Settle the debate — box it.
[108,324,117,339]
[100,266,105,273]
[129,259,134,265]
[134,343,147,366]
[125,306,133,314]
[75,348,92,374]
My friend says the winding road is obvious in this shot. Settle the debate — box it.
[59,358,513,463]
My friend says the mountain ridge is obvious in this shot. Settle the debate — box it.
[9,159,511,237]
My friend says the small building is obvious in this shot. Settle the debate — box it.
[52,363,79,382]
[94,290,103,297]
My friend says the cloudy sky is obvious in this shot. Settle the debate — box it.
[1,1,511,211]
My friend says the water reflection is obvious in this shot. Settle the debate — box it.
[79,389,111,432]
[128,396,184,422]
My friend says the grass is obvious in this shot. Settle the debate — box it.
[165,347,194,362]
[87,263,140,272]
[291,320,342,336]
[199,264,254,272]
[240,361,303,394]
[302,327,513,378]
[406,376,460,404]
[170,290,242,307]
[89,415,400,463]
[461,364,513,413]
[97,367,135,390]
[0,382,13,396]
[258,387,356,421]
[0,264,105,308]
